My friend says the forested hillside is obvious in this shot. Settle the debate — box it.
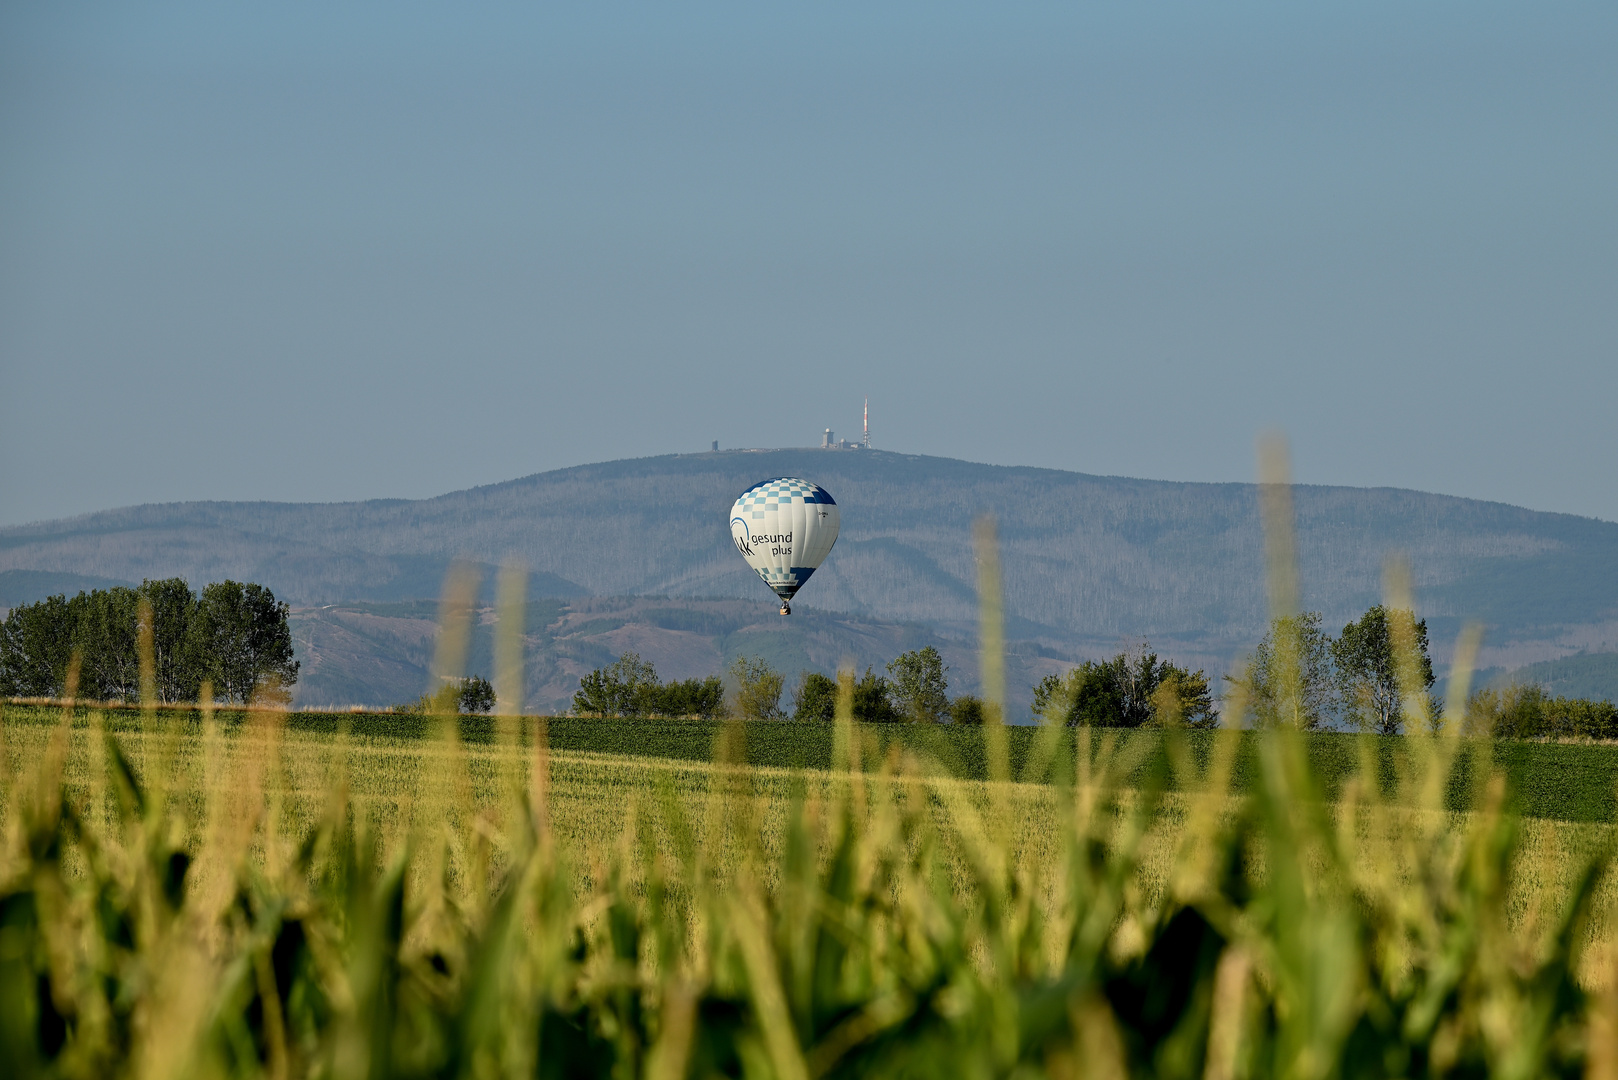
[5,450,1617,698]
[1481,651,1618,704]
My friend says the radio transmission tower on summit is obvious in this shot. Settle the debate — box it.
[863,397,870,448]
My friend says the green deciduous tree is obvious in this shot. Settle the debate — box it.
[792,671,838,723]
[1067,660,1130,726]
[1030,672,1069,723]
[0,594,76,697]
[1238,612,1339,730]
[76,587,141,702]
[1334,605,1433,735]
[1034,646,1217,728]
[573,654,725,718]
[886,646,949,723]
[729,654,785,720]
[573,652,660,717]
[653,676,725,719]
[851,667,902,724]
[139,578,200,703]
[192,580,300,705]
[948,694,986,725]
[1144,668,1217,729]
[573,668,616,716]
[1466,683,1546,739]
[458,675,496,714]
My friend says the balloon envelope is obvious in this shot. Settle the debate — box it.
[728,478,839,602]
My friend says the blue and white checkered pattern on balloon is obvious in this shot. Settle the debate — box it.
[736,477,835,508]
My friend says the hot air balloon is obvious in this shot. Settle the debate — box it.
[728,477,840,614]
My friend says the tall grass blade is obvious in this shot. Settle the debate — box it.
[495,561,527,721]
[973,516,1010,787]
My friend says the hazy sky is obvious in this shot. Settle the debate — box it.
[3,1,1614,527]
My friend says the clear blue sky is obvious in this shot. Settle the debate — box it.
[2,1,1614,526]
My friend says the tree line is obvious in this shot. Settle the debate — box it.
[787,647,993,724]
[1223,605,1618,737]
[0,579,299,704]
[1031,647,1217,728]
[393,675,497,716]
[1464,684,1618,740]
[572,653,727,719]
[573,644,1213,726]
[1027,606,1447,733]
[566,606,1614,737]
[573,646,989,724]
[1227,605,1437,733]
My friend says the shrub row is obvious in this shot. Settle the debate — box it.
[1467,684,1618,740]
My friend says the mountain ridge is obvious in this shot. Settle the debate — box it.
[4,449,1616,702]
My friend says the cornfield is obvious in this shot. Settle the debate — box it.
[5,686,1618,1078]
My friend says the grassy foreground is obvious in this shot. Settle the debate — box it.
[4,700,1618,1079]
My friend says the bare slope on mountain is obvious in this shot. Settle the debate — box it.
[3,451,1616,662]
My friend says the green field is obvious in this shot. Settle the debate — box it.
[26,705,1618,822]
[4,700,1618,1078]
